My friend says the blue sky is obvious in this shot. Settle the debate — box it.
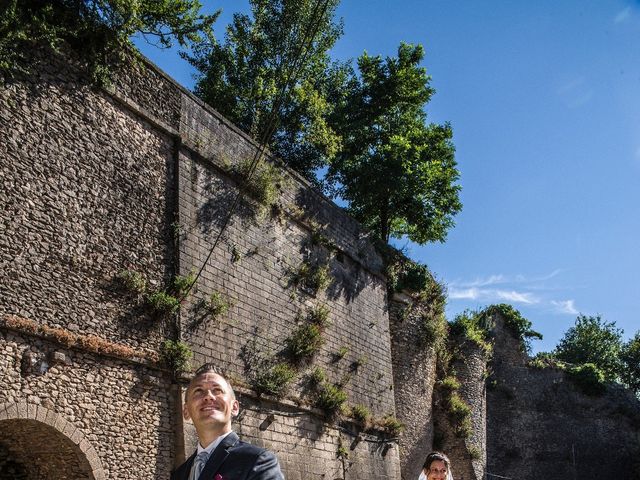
[135,0,640,353]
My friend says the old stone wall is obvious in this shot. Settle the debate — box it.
[176,96,393,419]
[0,329,175,479]
[389,293,438,480]
[0,46,176,351]
[1,43,399,479]
[445,337,486,480]
[487,315,640,480]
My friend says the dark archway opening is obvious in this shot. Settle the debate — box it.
[0,419,95,480]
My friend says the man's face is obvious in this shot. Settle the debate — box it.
[183,372,239,432]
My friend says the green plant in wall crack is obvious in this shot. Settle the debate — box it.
[147,291,180,315]
[160,340,192,375]
[252,362,296,397]
[286,323,324,364]
[206,291,232,319]
[285,305,332,364]
[172,272,196,298]
[348,404,371,427]
[377,415,404,437]
[116,269,146,295]
[314,381,347,416]
[233,158,287,219]
[290,260,332,296]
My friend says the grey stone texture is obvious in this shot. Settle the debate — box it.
[389,293,438,480]
[0,330,173,479]
[433,335,487,480]
[1,44,399,479]
[487,314,640,480]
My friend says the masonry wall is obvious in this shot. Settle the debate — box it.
[1,44,400,479]
[487,315,640,480]
[0,46,176,351]
[0,329,175,479]
[176,100,395,417]
[389,293,438,480]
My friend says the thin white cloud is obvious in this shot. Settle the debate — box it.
[448,287,480,300]
[495,290,538,304]
[448,287,538,305]
[452,269,562,288]
[454,274,506,288]
[556,76,594,108]
[614,6,631,24]
[551,299,578,315]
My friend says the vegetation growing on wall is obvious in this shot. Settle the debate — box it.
[1,0,217,83]
[290,260,332,295]
[449,310,493,357]
[483,304,542,353]
[160,340,193,375]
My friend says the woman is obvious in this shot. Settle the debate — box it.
[418,451,453,480]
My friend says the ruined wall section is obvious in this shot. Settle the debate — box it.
[487,315,640,480]
[388,293,438,480]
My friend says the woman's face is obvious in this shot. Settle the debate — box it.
[424,460,448,480]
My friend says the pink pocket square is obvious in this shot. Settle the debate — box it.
[214,475,223,480]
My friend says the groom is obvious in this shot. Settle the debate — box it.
[171,364,284,480]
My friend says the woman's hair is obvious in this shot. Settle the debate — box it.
[423,451,451,471]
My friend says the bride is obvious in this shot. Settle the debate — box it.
[418,452,453,480]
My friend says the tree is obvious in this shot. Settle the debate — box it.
[620,332,640,395]
[554,314,623,382]
[183,0,344,181]
[326,42,462,244]
[0,0,218,82]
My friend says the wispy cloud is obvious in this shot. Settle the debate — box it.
[551,299,579,315]
[614,6,631,24]
[451,270,561,288]
[556,76,594,108]
[446,268,582,316]
[448,287,538,305]
[496,290,538,304]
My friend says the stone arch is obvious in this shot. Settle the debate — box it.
[0,401,105,480]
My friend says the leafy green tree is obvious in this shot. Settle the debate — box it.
[183,0,344,181]
[326,42,462,244]
[0,0,218,82]
[554,314,623,382]
[620,332,640,394]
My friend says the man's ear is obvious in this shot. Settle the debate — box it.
[183,402,191,421]
[231,399,240,417]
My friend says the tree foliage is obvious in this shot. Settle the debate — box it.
[554,314,623,382]
[326,42,462,244]
[183,0,344,181]
[620,332,640,395]
[0,0,218,82]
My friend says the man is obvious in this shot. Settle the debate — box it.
[171,364,285,480]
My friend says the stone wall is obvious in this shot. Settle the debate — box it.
[0,329,175,479]
[0,46,176,351]
[487,315,640,480]
[1,44,399,479]
[441,336,487,480]
[389,293,438,480]
[176,95,393,418]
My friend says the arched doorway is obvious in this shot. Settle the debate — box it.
[0,402,105,480]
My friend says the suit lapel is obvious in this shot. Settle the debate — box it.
[199,432,240,480]
[178,452,196,480]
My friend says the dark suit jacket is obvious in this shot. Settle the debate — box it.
[170,432,284,480]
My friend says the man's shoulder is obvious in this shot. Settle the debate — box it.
[230,438,272,457]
